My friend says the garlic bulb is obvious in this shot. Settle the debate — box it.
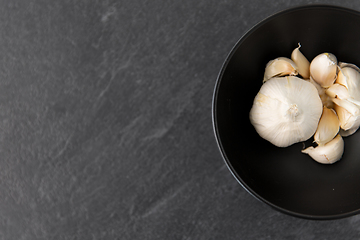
[314,106,340,145]
[263,57,298,82]
[251,47,360,164]
[301,134,344,164]
[250,76,323,147]
[310,53,337,88]
[291,44,310,79]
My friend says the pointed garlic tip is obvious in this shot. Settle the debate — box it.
[325,83,350,99]
[250,76,322,147]
[291,43,310,79]
[310,53,337,88]
[332,98,360,131]
[314,106,340,146]
[302,134,344,164]
[263,57,298,82]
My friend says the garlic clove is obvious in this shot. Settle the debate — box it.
[250,76,322,147]
[339,62,360,71]
[291,43,310,79]
[309,53,337,88]
[339,66,360,101]
[336,67,348,89]
[314,106,340,146]
[332,98,359,118]
[301,134,344,164]
[337,108,360,137]
[263,57,298,82]
[332,98,360,131]
[325,83,349,99]
[340,125,360,137]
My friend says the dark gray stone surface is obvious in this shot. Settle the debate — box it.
[1,0,360,239]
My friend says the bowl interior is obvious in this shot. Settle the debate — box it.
[213,5,360,219]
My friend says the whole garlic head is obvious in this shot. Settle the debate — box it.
[250,76,323,147]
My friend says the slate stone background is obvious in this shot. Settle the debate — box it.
[1,0,360,239]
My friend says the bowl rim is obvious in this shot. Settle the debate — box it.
[212,3,360,220]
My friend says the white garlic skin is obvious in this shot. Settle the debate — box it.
[302,134,344,164]
[309,77,333,109]
[310,53,337,88]
[250,76,323,147]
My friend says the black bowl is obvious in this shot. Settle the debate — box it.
[213,4,360,220]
